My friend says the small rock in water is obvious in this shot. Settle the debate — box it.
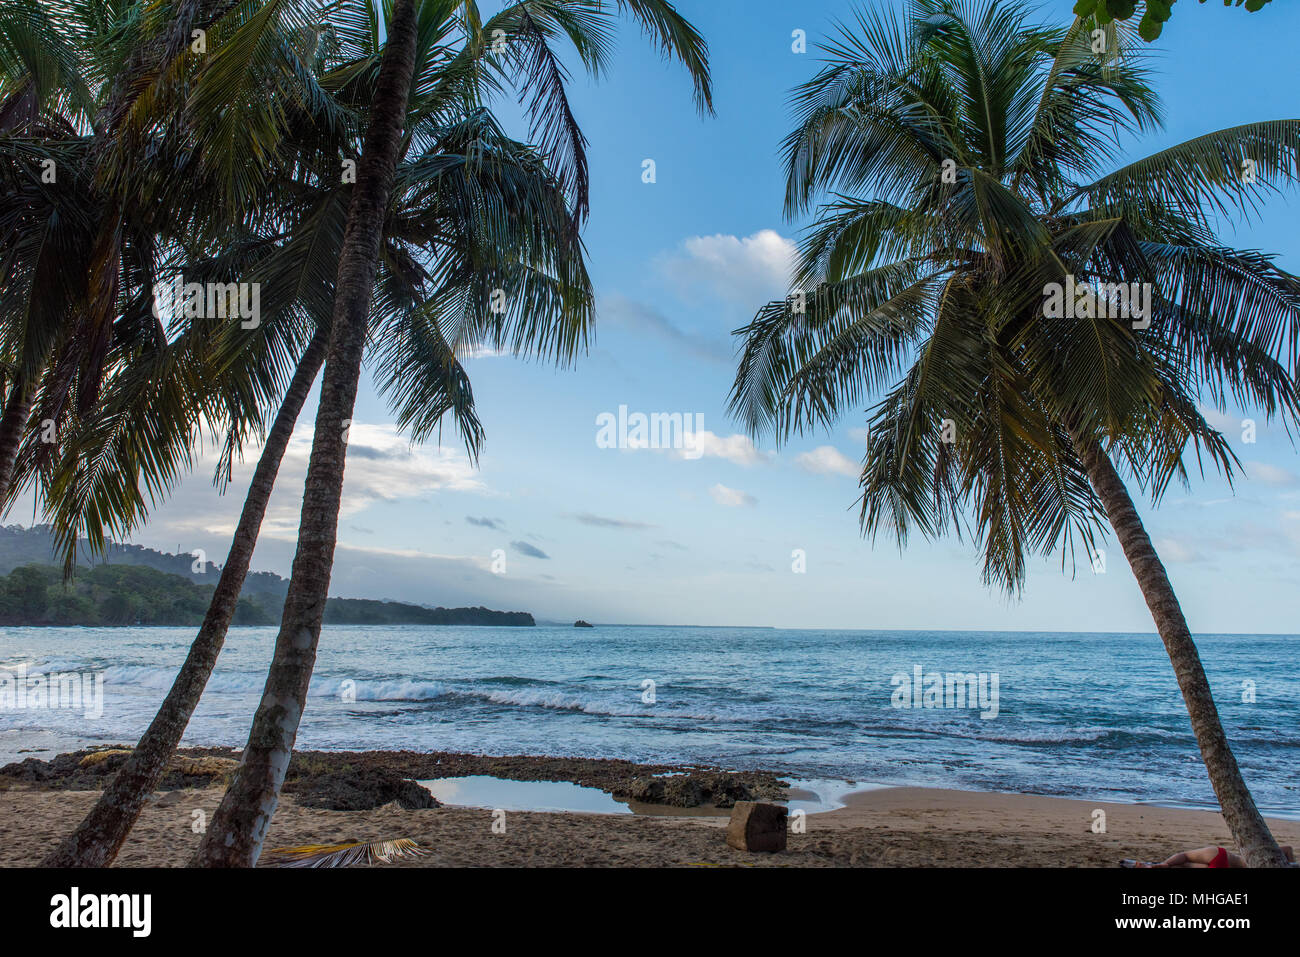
[725,801,788,853]
[574,620,594,628]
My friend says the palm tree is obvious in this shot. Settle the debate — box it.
[39,0,596,866]
[0,0,91,499]
[730,0,1300,866]
[0,0,274,532]
[36,332,330,868]
[192,0,712,867]
[191,0,424,867]
[1,1,339,867]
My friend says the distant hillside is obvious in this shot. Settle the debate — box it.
[0,526,534,627]
[0,564,269,626]
[318,597,532,626]
[0,524,287,598]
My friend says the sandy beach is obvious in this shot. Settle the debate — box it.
[3,748,1296,867]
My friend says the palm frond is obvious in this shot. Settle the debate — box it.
[260,838,430,868]
[734,0,1300,595]
[1072,121,1300,228]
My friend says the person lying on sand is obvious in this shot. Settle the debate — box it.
[1122,845,1295,868]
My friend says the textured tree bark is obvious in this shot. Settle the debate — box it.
[40,330,328,867]
[191,0,419,868]
[0,374,35,505]
[1074,435,1288,867]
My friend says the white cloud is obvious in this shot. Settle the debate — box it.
[709,483,756,507]
[1153,537,1201,564]
[670,430,772,467]
[656,229,796,303]
[309,423,485,516]
[795,445,860,477]
[142,423,489,542]
[1197,403,1270,442]
[1245,462,1299,487]
[461,344,509,359]
[1198,404,1242,434]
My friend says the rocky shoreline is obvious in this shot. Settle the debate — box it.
[0,747,789,811]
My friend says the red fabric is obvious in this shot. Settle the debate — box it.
[1208,846,1230,869]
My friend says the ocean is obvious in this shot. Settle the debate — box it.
[1,624,1296,817]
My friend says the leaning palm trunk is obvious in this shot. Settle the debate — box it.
[191,0,420,868]
[1074,436,1287,867]
[41,329,328,867]
[0,373,35,502]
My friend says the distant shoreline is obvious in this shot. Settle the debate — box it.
[0,527,535,627]
[0,562,534,628]
[0,621,535,628]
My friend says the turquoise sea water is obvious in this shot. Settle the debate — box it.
[1,625,1296,816]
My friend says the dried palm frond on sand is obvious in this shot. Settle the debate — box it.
[260,839,429,868]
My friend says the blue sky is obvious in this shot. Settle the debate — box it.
[26,0,1300,631]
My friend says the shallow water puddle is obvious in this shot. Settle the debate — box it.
[419,775,632,814]
[418,774,888,816]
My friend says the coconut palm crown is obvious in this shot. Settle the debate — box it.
[730,0,1300,865]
